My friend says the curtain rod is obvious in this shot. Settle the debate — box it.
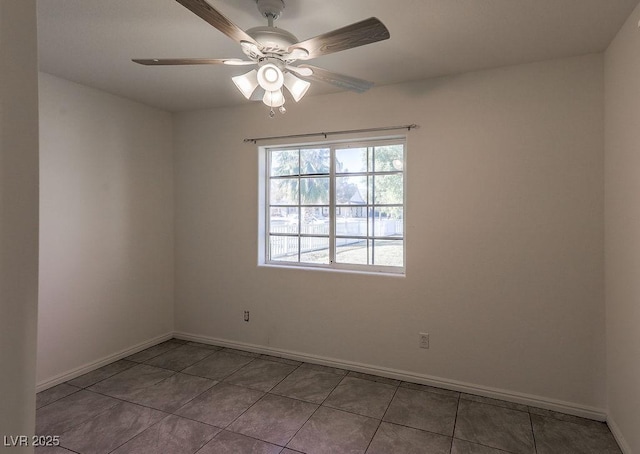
[243,124,419,144]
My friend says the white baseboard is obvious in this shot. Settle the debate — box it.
[36,332,174,392]
[36,330,609,424]
[174,331,607,422]
[607,416,632,454]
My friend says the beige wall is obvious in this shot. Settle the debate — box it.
[0,0,39,450]
[174,54,606,413]
[604,3,640,453]
[37,73,175,385]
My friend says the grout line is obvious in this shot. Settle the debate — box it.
[36,386,83,410]
[282,396,322,449]
[449,392,462,454]
[530,411,539,454]
[458,393,529,414]
[363,385,401,453]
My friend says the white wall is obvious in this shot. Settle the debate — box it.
[174,54,605,412]
[604,3,640,453]
[0,1,39,451]
[37,73,174,385]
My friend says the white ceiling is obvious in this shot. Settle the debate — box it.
[37,0,639,112]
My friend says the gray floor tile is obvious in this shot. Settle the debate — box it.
[125,340,183,363]
[36,390,120,436]
[299,362,348,376]
[35,447,75,454]
[224,359,297,392]
[182,351,255,380]
[460,393,529,412]
[171,338,189,344]
[112,414,220,454]
[531,414,622,454]
[227,394,318,446]
[400,381,461,398]
[454,399,535,454]
[259,354,302,366]
[60,401,166,454]
[175,382,264,428]
[33,349,624,454]
[126,372,216,412]
[145,345,217,371]
[367,422,452,454]
[288,406,379,454]
[451,439,511,454]
[528,406,604,428]
[36,383,81,409]
[67,359,137,388]
[197,430,282,454]
[88,364,175,400]
[187,341,222,350]
[347,371,401,387]
[323,376,396,419]
[270,367,343,404]
[383,387,458,436]
[220,347,261,358]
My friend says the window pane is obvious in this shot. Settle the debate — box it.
[374,145,404,172]
[301,207,329,235]
[270,150,299,176]
[270,178,298,205]
[374,174,403,204]
[269,207,298,233]
[373,240,403,267]
[335,238,369,265]
[370,207,403,237]
[269,236,298,262]
[336,148,367,174]
[300,237,330,264]
[270,207,299,234]
[300,177,329,205]
[336,209,368,236]
[300,148,330,175]
[336,175,367,204]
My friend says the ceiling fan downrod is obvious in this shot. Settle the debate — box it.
[256,0,285,27]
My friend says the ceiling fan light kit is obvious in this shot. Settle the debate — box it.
[283,72,310,102]
[231,69,259,99]
[133,0,390,117]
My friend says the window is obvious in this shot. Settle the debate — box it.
[260,138,405,274]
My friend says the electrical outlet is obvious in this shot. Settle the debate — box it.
[244,311,250,322]
[419,332,429,349]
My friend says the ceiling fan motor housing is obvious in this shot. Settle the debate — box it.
[245,26,298,55]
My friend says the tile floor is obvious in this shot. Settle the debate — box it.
[35,339,622,454]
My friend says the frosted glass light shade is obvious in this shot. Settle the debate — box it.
[263,89,285,107]
[284,72,311,102]
[257,64,284,91]
[232,70,259,99]
[250,87,266,102]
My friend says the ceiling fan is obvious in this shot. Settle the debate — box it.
[133,0,390,116]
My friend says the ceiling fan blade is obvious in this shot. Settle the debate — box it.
[297,65,374,93]
[285,65,313,77]
[132,58,255,66]
[288,17,389,60]
[175,0,261,48]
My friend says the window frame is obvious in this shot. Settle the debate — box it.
[258,136,406,275]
